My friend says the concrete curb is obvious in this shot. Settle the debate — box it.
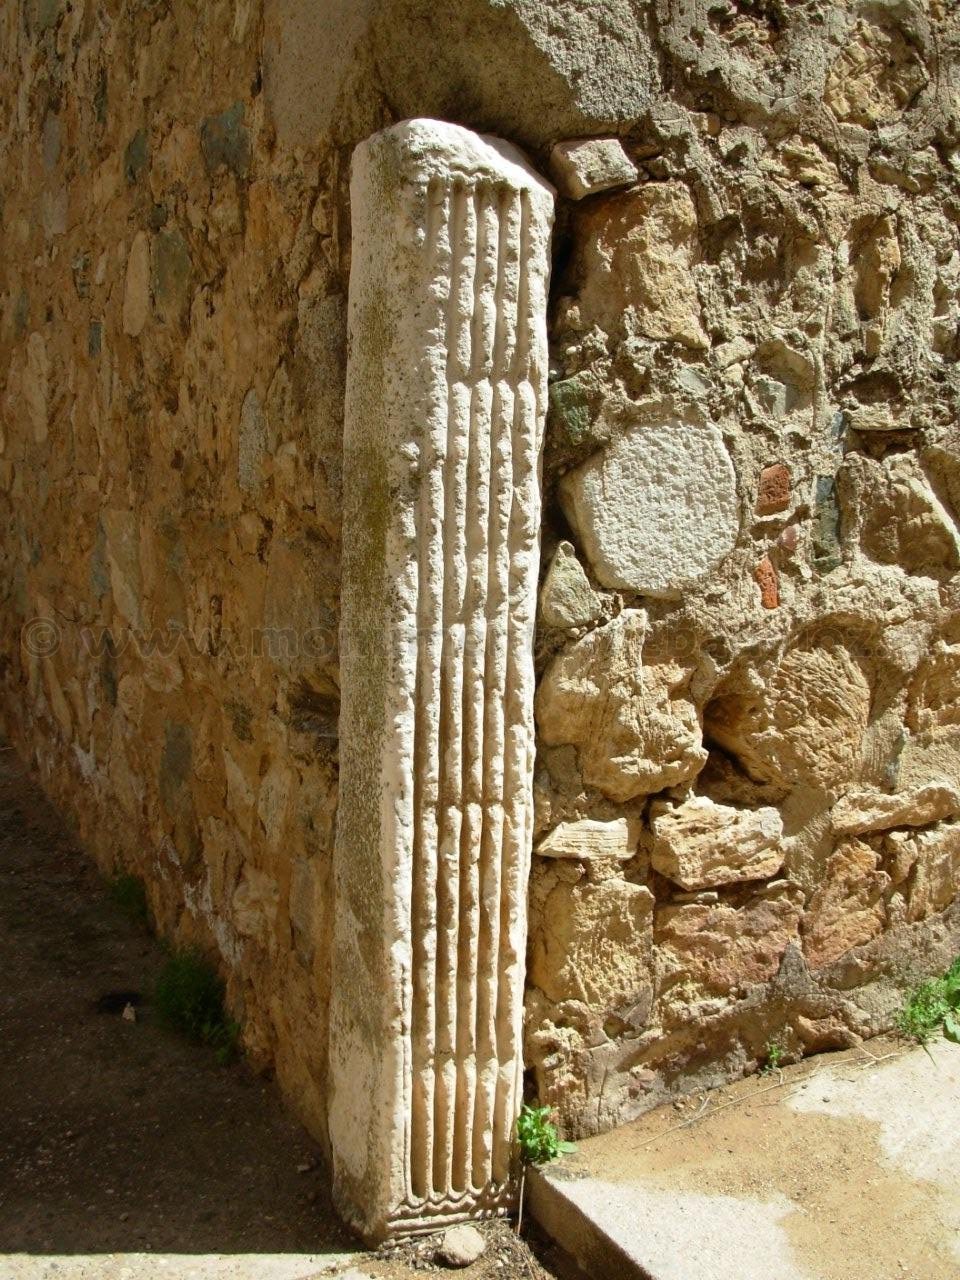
[527,1165,651,1280]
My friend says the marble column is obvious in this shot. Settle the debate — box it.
[329,118,554,1240]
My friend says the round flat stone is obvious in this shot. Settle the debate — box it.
[559,419,738,597]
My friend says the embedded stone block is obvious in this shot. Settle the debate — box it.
[539,540,601,630]
[754,555,779,609]
[802,840,890,970]
[329,119,554,1240]
[884,824,960,923]
[536,817,641,862]
[831,780,960,837]
[572,183,708,348]
[558,420,738,597]
[536,610,707,802]
[530,873,655,1009]
[655,885,804,997]
[757,462,790,514]
[122,230,151,337]
[650,796,783,890]
[706,637,872,792]
[549,138,638,200]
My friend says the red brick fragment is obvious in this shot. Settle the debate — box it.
[754,555,779,608]
[757,463,790,515]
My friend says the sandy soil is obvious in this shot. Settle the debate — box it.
[0,746,567,1280]
[565,1035,960,1279]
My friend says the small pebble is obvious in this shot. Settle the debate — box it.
[439,1223,486,1267]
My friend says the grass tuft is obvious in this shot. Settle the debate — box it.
[108,872,150,927]
[154,948,240,1064]
[896,955,960,1045]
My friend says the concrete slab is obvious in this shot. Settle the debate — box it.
[529,1036,960,1280]
[1,1257,363,1280]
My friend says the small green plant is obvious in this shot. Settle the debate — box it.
[760,1038,785,1075]
[109,872,149,927]
[154,948,240,1064]
[896,955,960,1046]
[516,1104,576,1165]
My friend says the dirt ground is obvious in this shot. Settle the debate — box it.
[0,745,567,1280]
[553,1033,960,1279]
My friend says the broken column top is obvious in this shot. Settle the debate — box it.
[356,117,556,205]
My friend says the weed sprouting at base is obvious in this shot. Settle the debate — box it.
[516,1103,577,1165]
[896,956,960,1045]
[108,872,149,927]
[760,1039,786,1074]
[154,948,240,1064]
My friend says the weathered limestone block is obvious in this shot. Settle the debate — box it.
[846,404,905,433]
[572,182,708,348]
[549,138,638,200]
[655,885,804,998]
[101,509,142,629]
[850,454,960,576]
[258,758,295,849]
[706,639,872,791]
[831,780,960,837]
[559,421,738,596]
[824,16,928,127]
[539,540,601,630]
[261,536,338,678]
[922,436,960,520]
[330,119,554,1239]
[650,797,783,890]
[851,216,901,325]
[289,856,318,966]
[884,824,960,924]
[536,610,707,802]
[23,333,50,444]
[42,658,74,741]
[238,387,267,494]
[107,722,145,819]
[152,227,193,327]
[122,230,151,337]
[232,866,280,943]
[522,995,597,1132]
[767,138,840,189]
[529,871,655,1009]
[535,816,641,862]
[907,644,960,737]
[802,840,890,969]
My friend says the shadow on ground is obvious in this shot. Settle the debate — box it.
[0,747,349,1259]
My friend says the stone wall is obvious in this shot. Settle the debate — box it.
[0,0,348,1135]
[2,0,960,1160]
[525,0,960,1134]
